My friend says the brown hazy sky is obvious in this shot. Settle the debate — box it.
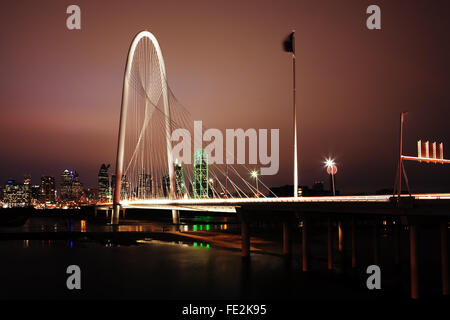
[1,0,450,193]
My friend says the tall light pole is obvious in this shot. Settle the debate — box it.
[325,158,337,196]
[251,170,259,196]
[283,31,298,198]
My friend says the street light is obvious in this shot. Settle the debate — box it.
[251,170,259,195]
[324,158,337,196]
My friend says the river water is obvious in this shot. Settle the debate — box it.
[0,216,444,300]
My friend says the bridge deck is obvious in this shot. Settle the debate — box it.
[97,193,450,216]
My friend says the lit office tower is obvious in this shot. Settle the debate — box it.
[162,174,170,197]
[111,175,129,199]
[40,176,56,203]
[30,185,41,206]
[60,169,73,200]
[3,179,27,207]
[23,175,31,185]
[138,173,152,199]
[23,175,31,205]
[174,162,185,197]
[98,164,110,201]
[71,171,84,202]
[193,149,209,199]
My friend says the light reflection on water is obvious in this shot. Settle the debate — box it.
[0,238,380,300]
[0,215,226,249]
[0,216,418,300]
[0,216,239,251]
[1,238,214,249]
[0,216,238,234]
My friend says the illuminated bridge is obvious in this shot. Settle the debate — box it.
[99,30,449,300]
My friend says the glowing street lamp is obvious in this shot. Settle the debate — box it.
[325,158,337,196]
[251,170,259,195]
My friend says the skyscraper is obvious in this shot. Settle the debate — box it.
[162,174,170,198]
[40,176,56,203]
[174,162,185,198]
[137,173,152,199]
[98,164,110,201]
[111,175,129,199]
[23,175,31,205]
[3,179,28,207]
[71,171,84,202]
[193,149,209,199]
[60,169,73,200]
[30,184,41,206]
[60,169,84,203]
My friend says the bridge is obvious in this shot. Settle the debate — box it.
[98,30,449,300]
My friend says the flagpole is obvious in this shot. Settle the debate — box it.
[292,31,298,198]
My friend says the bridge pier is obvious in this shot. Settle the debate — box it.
[409,224,419,299]
[172,210,180,224]
[302,217,309,272]
[240,214,250,259]
[393,221,400,266]
[111,205,120,225]
[373,222,379,265]
[441,222,449,296]
[283,220,292,256]
[328,217,333,271]
[351,217,357,269]
[338,220,346,271]
[338,221,343,252]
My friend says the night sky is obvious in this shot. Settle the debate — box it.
[1,0,450,193]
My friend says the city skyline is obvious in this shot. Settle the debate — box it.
[1,1,450,193]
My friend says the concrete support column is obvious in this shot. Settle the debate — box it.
[283,221,292,256]
[328,217,333,271]
[122,208,126,219]
[351,217,357,269]
[373,222,379,265]
[302,216,309,272]
[338,221,343,252]
[111,205,120,225]
[172,209,180,225]
[393,221,400,266]
[409,224,419,300]
[94,206,98,217]
[241,214,250,259]
[441,222,449,296]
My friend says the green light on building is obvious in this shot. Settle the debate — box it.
[174,162,185,197]
[193,149,209,199]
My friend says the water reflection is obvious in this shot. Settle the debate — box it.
[193,242,210,248]
[0,217,239,251]
[1,235,215,250]
[0,215,238,236]
[179,223,231,233]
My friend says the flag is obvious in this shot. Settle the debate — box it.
[283,32,295,54]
